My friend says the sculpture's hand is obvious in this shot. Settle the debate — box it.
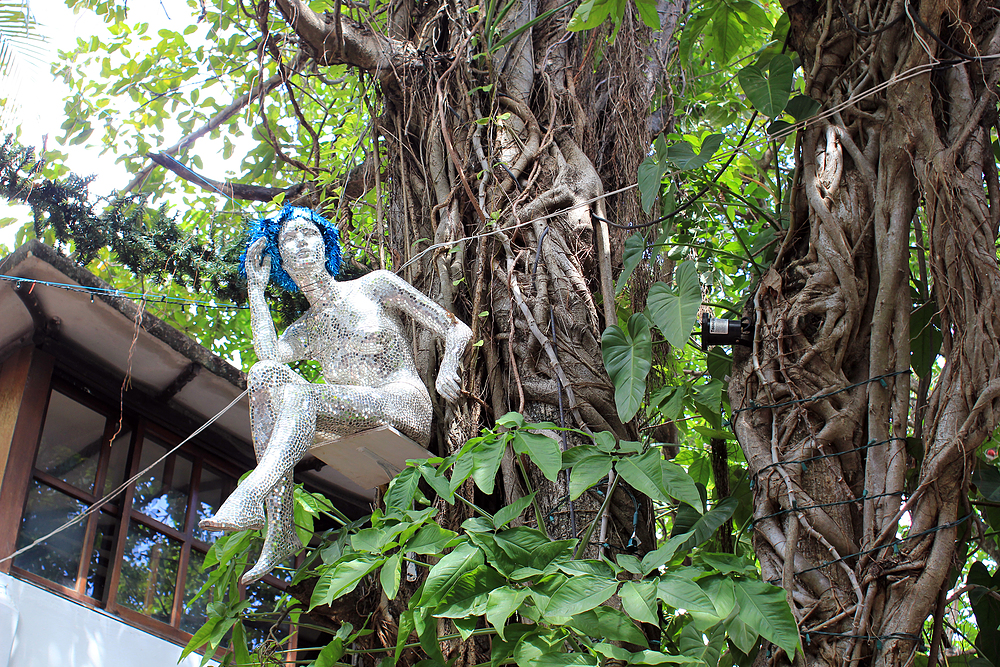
[247,237,271,294]
[435,322,471,403]
[436,361,462,403]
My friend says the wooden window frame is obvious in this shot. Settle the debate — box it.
[0,348,308,661]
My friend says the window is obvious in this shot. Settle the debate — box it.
[11,381,243,639]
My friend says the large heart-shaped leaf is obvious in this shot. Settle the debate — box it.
[738,54,794,118]
[646,262,702,349]
[601,313,653,422]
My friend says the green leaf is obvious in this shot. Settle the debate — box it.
[380,553,402,599]
[512,431,562,482]
[785,94,821,121]
[602,313,653,422]
[634,0,661,29]
[679,622,726,666]
[670,497,739,552]
[413,608,445,664]
[293,491,315,548]
[638,155,667,214]
[973,467,1000,503]
[620,580,659,625]
[494,491,537,528]
[405,523,458,555]
[557,559,616,578]
[617,232,647,293]
[738,54,794,118]
[665,134,724,171]
[384,466,421,510]
[472,434,507,494]
[911,301,943,378]
[567,0,615,32]
[311,556,383,609]
[230,621,252,665]
[180,615,221,660]
[542,574,619,619]
[494,526,553,563]
[733,580,802,658]
[569,454,614,500]
[315,636,346,667]
[416,542,484,606]
[660,460,704,512]
[656,573,718,614]
[646,262,702,349]
[433,564,506,617]
[569,606,648,647]
[497,412,525,428]
[616,449,671,504]
[486,586,530,639]
[706,347,732,382]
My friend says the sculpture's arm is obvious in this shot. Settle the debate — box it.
[246,238,303,363]
[376,271,472,402]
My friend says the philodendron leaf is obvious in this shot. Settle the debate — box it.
[646,261,702,349]
[568,606,648,647]
[569,453,613,501]
[638,154,667,214]
[512,431,562,482]
[415,542,483,606]
[601,313,653,422]
[542,574,619,619]
[617,232,647,293]
[615,448,671,505]
[738,53,794,118]
[665,133,724,171]
[733,579,802,658]
[656,573,718,615]
[620,580,658,625]
[785,94,821,121]
[493,492,537,528]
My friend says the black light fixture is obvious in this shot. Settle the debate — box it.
[699,312,754,350]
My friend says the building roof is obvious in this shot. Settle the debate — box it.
[0,240,374,508]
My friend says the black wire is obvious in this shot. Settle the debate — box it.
[907,0,995,62]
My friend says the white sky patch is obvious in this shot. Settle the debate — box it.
[2,0,251,249]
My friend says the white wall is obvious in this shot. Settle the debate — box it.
[0,573,218,667]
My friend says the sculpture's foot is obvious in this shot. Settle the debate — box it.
[240,526,304,586]
[199,494,266,533]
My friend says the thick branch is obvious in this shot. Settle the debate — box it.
[123,70,286,194]
[273,0,418,71]
[147,152,307,202]
[146,150,378,204]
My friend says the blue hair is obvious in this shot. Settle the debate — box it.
[240,206,342,292]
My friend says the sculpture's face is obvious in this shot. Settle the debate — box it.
[278,215,326,277]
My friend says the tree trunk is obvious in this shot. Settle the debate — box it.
[730,1,1000,666]
[267,0,684,662]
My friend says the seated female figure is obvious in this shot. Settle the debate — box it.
[200,207,472,584]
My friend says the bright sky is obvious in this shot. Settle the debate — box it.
[1,0,238,249]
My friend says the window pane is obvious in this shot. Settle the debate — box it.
[132,435,192,530]
[193,465,231,542]
[244,582,290,651]
[116,522,180,624]
[180,549,209,634]
[103,427,133,500]
[13,480,87,588]
[86,512,119,600]
[35,390,106,492]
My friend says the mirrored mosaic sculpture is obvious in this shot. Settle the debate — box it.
[199,207,472,584]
